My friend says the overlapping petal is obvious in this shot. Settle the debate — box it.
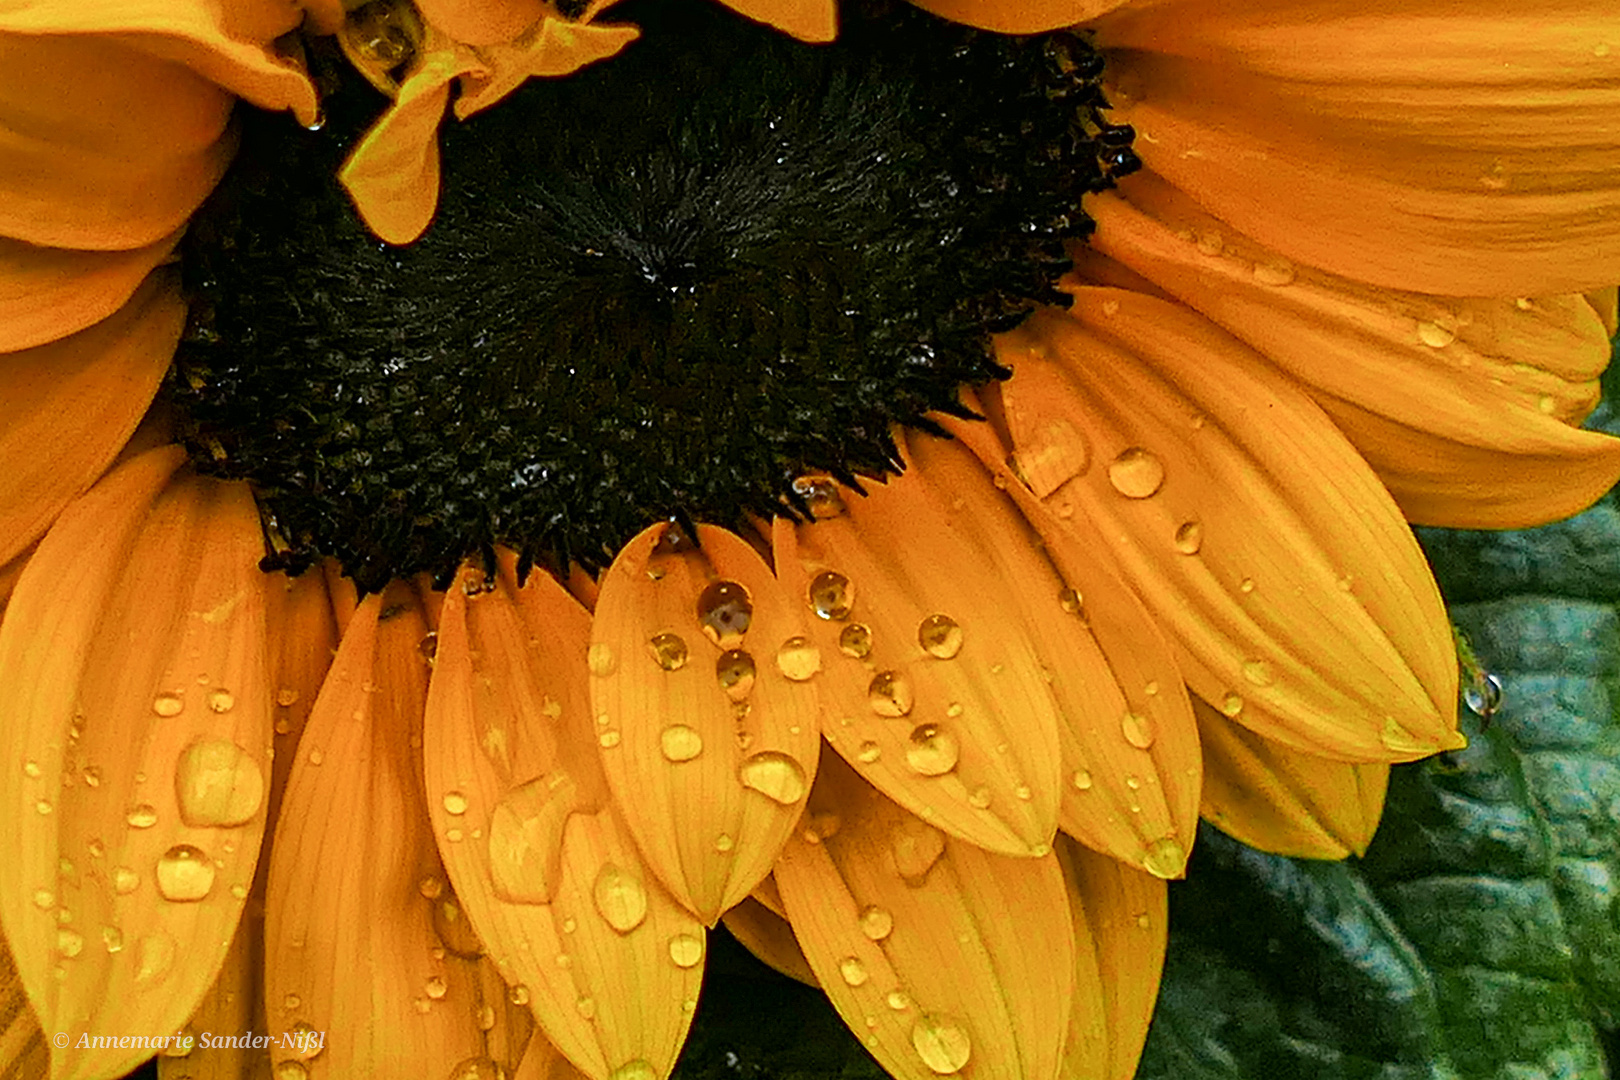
[908,0,1144,34]
[0,448,272,1080]
[994,289,1461,762]
[0,935,48,1080]
[1087,175,1620,528]
[721,898,819,987]
[0,230,182,353]
[1092,1,1620,296]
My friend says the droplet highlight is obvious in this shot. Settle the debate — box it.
[647,632,689,671]
[809,571,855,621]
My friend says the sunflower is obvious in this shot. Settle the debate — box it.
[0,0,1617,1078]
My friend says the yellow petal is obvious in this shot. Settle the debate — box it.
[908,0,1141,34]
[997,292,1461,762]
[722,0,836,42]
[0,271,181,568]
[455,18,641,119]
[0,229,181,353]
[265,587,489,1078]
[772,440,1065,857]
[591,524,821,923]
[0,932,48,1079]
[424,559,703,1080]
[0,449,272,1080]
[722,898,819,987]
[945,413,1200,879]
[264,569,340,829]
[1056,836,1166,1080]
[420,0,547,45]
[1093,2,1620,296]
[775,754,1074,1080]
[1196,698,1388,859]
[1087,175,1620,529]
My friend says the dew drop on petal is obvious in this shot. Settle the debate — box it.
[487,778,571,905]
[1071,770,1093,791]
[1219,692,1244,717]
[793,476,847,519]
[1417,321,1457,348]
[738,751,808,805]
[1057,587,1084,617]
[858,906,894,941]
[839,623,874,659]
[508,984,531,1006]
[127,804,158,829]
[1173,521,1203,555]
[917,614,964,659]
[112,868,139,895]
[715,650,757,701]
[647,633,689,671]
[1463,673,1504,717]
[152,693,184,717]
[592,865,648,934]
[442,791,469,815]
[887,990,911,1011]
[101,926,123,953]
[890,818,945,883]
[447,1058,504,1080]
[1121,711,1154,749]
[839,956,870,986]
[668,933,704,969]
[176,739,265,828]
[1108,447,1166,498]
[424,975,448,1000]
[57,928,83,958]
[575,995,596,1019]
[156,845,216,902]
[856,740,882,764]
[967,785,992,808]
[905,724,959,776]
[1253,260,1296,286]
[911,1014,972,1075]
[608,1062,656,1080]
[809,571,855,621]
[206,688,235,713]
[598,731,622,749]
[1241,659,1275,687]
[775,637,821,681]
[868,671,914,717]
[660,724,704,763]
[698,580,754,649]
[1142,837,1187,879]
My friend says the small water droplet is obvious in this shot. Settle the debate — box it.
[911,1014,972,1074]
[1121,711,1154,749]
[1142,837,1187,879]
[776,637,821,681]
[917,614,964,660]
[419,875,445,900]
[1057,587,1084,616]
[1219,692,1244,717]
[101,925,123,953]
[905,724,959,776]
[1241,659,1274,687]
[856,740,882,763]
[1108,447,1166,498]
[715,649,757,700]
[206,688,235,713]
[1173,521,1203,555]
[1463,672,1503,717]
[698,580,754,648]
[858,906,894,941]
[587,643,617,677]
[156,845,216,902]
[738,751,808,804]
[35,799,51,815]
[112,866,139,894]
[57,928,83,958]
[1253,260,1296,286]
[839,956,870,986]
[1238,577,1255,594]
[968,785,992,808]
[599,731,622,748]
[1417,321,1457,348]
[647,632,689,671]
[888,990,911,1011]
[476,1004,496,1031]
[1071,769,1093,791]
[152,693,184,717]
[509,984,531,1006]
[867,671,914,717]
[22,760,40,778]
[592,864,649,933]
[439,791,469,816]
[809,571,855,621]
[839,623,874,659]
[127,804,158,829]
[176,739,265,827]
[714,833,735,852]
[1015,784,1032,801]
[81,765,102,787]
[668,933,704,969]
[793,475,847,519]
[660,725,704,763]
[448,1057,505,1080]
[424,975,448,1000]
[890,819,945,882]
[307,747,324,766]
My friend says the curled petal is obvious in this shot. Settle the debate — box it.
[722,898,819,987]
[1093,2,1620,296]
[456,18,641,119]
[0,449,273,1080]
[1196,698,1389,860]
[424,559,702,1080]
[722,0,836,42]
[775,755,1074,1080]
[591,524,820,924]
[996,291,1460,762]
[908,0,1145,34]
[1087,176,1620,529]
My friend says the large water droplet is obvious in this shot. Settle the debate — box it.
[809,571,855,621]
[1417,320,1456,348]
[738,751,808,805]
[155,845,216,902]
[206,688,235,713]
[134,931,176,984]
[917,615,964,660]
[1241,659,1275,687]
[905,724,959,776]
[668,933,704,969]
[1121,711,1154,749]
[647,633,689,671]
[697,580,754,649]
[488,775,573,905]
[1142,837,1186,879]
[152,692,184,717]
[442,791,469,815]
[715,649,757,700]
[1173,520,1203,555]
[911,1014,972,1074]
[1108,447,1165,499]
[447,1057,505,1080]
[858,906,894,941]
[660,725,704,763]
[592,865,649,934]
[776,637,821,681]
[867,671,914,717]
[839,956,870,986]
[839,623,874,659]
[1253,259,1296,286]
[890,819,945,883]
[176,739,265,828]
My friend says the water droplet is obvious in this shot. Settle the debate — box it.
[592,865,648,933]
[697,580,754,649]
[1380,716,1429,753]
[57,928,83,958]
[867,671,914,717]
[1015,784,1032,801]
[1121,711,1154,749]
[608,1062,656,1080]
[275,1063,309,1080]
[839,956,870,986]
[21,760,40,778]
[668,933,704,968]
[35,799,51,815]
[776,637,822,681]
[587,643,617,677]
[1253,259,1296,286]
[80,765,102,788]
[476,1005,496,1031]
[967,785,992,808]
[307,748,324,765]
[156,845,216,902]
[152,693,184,717]
[176,739,265,828]
[1108,447,1166,498]
[1463,673,1504,717]
[888,990,911,1011]
[1238,577,1255,594]
[111,866,140,894]
[660,724,704,763]
[916,614,964,660]
[809,571,855,621]
[715,649,757,700]
[793,475,847,519]
[419,875,445,900]
[425,975,449,1000]
[101,925,123,953]
[856,740,882,763]
[1417,321,1457,348]
[839,623,874,659]
[1071,769,1093,791]
[911,1014,972,1074]
[599,731,622,748]
[1143,837,1186,879]
[448,1057,505,1080]
[127,804,158,829]
[738,751,808,804]
[1219,692,1244,717]
[1057,587,1084,616]
[890,819,945,882]
[905,724,959,776]
[440,790,469,816]
[206,688,235,713]
[858,906,893,941]
[574,994,597,1019]
[1241,659,1275,687]
[1173,521,1203,555]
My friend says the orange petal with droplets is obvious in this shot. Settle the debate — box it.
[775,754,1073,1080]
[997,291,1460,762]
[1092,3,1620,296]
[424,559,703,1080]
[265,588,488,1079]
[1196,698,1388,859]
[723,898,819,987]
[722,0,836,42]
[909,0,1142,34]
[0,229,181,353]
[455,18,640,118]
[0,271,181,569]
[591,523,820,923]
[1088,176,1620,529]
[0,449,272,1080]
[944,414,1200,879]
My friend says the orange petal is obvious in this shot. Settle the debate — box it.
[265,587,488,1078]
[1196,698,1388,859]
[772,442,1066,857]
[0,270,181,569]
[0,933,48,1080]
[908,0,1141,34]
[420,0,546,45]
[455,17,640,118]
[750,873,788,919]
[1587,285,1619,338]
[722,898,819,987]
[339,34,483,245]
[722,0,836,42]
[515,1031,593,1080]
[0,229,181,352]
[424,559,703,1080]
[591,523,821,923]
[161,913,261,1079]
[774,754,1074,1080]
[1056,836,1166,1080]
[1093,2,1620,296]
[0,449,273,1080]
[944,413,1200,879]
[1088,176,1620,529]
[996,291,1461,762]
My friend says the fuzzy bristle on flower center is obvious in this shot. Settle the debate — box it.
[169,0,1136,591]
